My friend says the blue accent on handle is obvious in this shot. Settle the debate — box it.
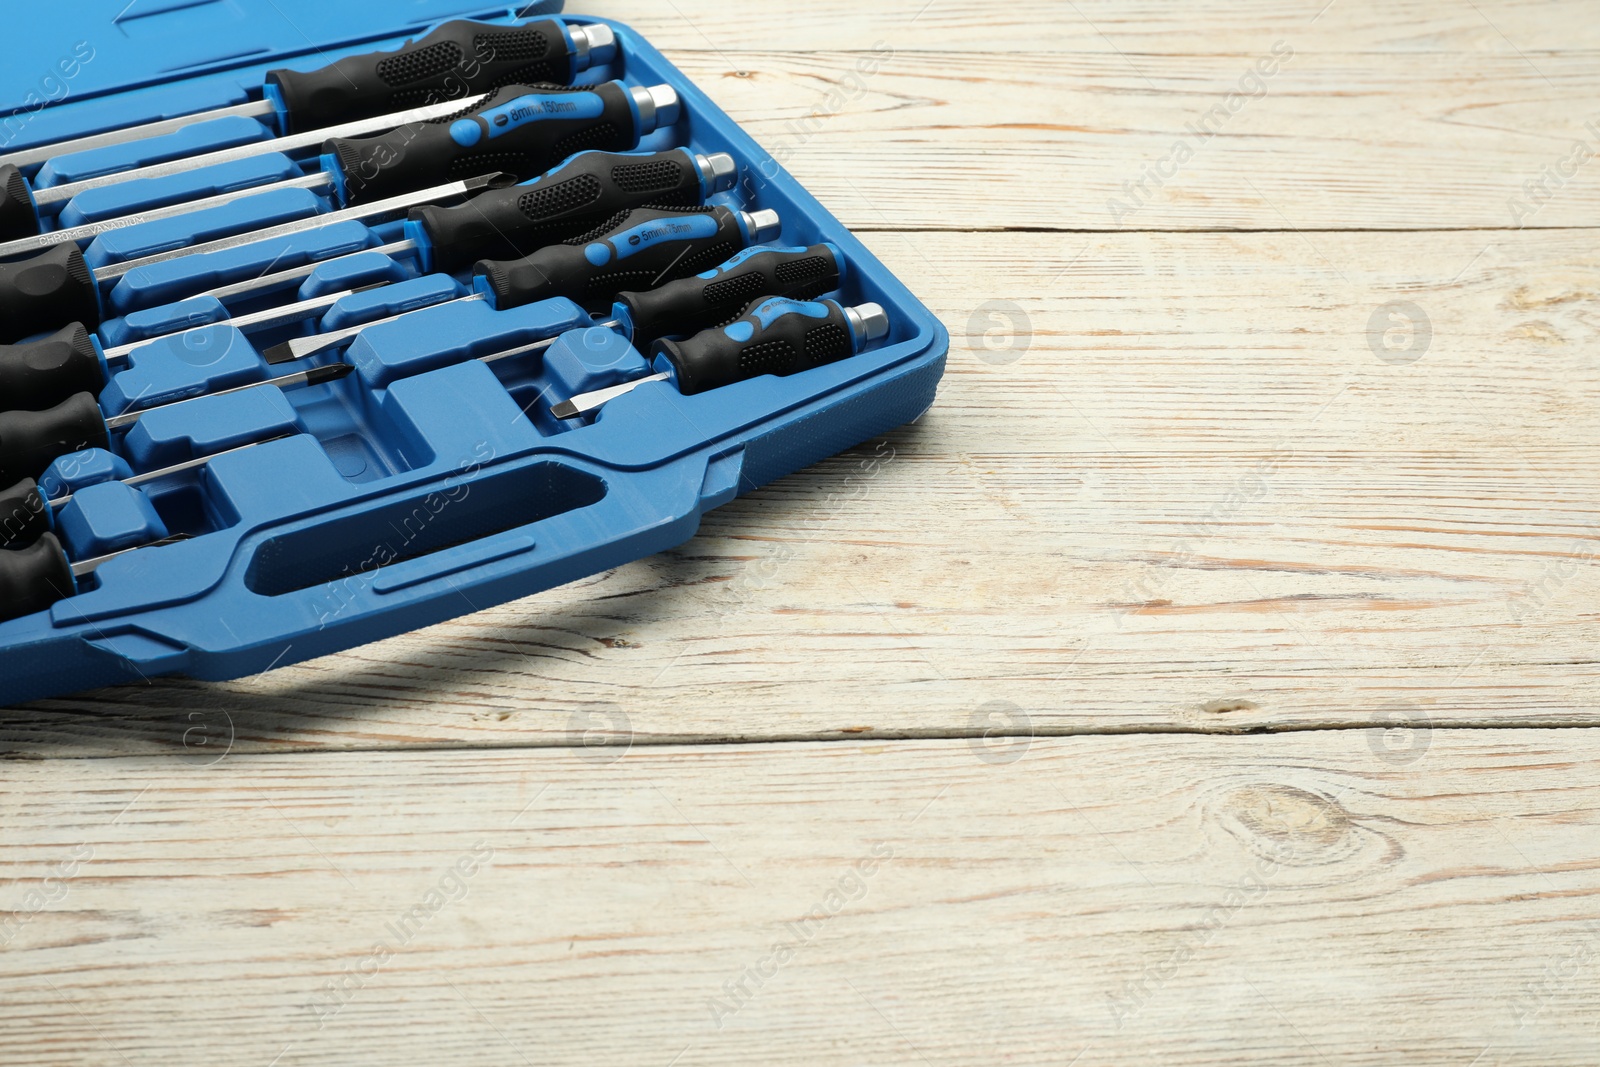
[592,213,719,264]
[454,91,605,147]
[560,19,583,63]
[751,297,830,330]
[724,320,754,343]
[622,82,642,138]
[697,244,808,281]
[822,241,846,291]
[90,333,109,383]
[681,147,706,199]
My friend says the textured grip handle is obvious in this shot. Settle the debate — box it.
[266,19,575,134]
[0,243,101,344]
[475,205,746,312]
[0,392,109,487]
[0,324,104,413]
[327,81,636,205]
[0,478,50,548]
[0,532,73,623]
[411,149,707,272]
[654,298,856,396]
[617,244,843,344]
[0,165,40,243]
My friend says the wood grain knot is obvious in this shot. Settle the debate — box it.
[1200,698,1259,715]
[1219,785,1354,864]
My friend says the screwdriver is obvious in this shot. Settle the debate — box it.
[322,243,850,396]
[0,150,737,387]
[0,172,515,344]
[0,97,483,246]
[0,18,617,228]
[0,286,381,413]
[0,364,353,487]
[0,437,287,548]
[0,76,677,252]
[610,243,844,342]
[0,20,616,173]
[0,532,191,623]
[263,204,783,364]
[552,297,891,420]
[194,148,737,309]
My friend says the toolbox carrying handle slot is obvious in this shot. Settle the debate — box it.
[243,460,607,599]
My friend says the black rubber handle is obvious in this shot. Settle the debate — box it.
[412,149,708,273]
[0,533,74,623]
[617,244,843,345]
[327,81,637,205]
[654,298,857,396]
[0,324,104,413]
[0,243,100,345]
[0,392,108,487]
[0,478,50,548]
[0,165,41,243]
[475,205,747,313]
[266,19,576,134]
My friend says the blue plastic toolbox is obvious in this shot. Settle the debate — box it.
[0,1,947,705]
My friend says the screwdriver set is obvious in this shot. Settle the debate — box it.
[0,2,948,704]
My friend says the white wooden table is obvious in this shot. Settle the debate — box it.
[5,2,1600,1063]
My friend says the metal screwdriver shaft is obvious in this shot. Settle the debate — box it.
[0,173,515,348]
[0,20,614,172]
[8,95,487,224]
[263,205,781,364]
[0,173,334,259]
[100,364,352,431]
[553,300,891,419]
[1,103,279,173]
[0,435,294,549]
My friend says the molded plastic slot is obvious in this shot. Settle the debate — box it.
[243,461,606,598]
[148,481,238,540]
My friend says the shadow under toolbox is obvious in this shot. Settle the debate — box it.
[0,1,948,704]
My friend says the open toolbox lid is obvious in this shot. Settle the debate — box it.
[0,2,949,705]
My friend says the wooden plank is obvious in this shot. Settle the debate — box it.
[572,0,1600,53]
[11,226,1600,750]
[1,731,1597,1065]
[631,49,1600,231]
